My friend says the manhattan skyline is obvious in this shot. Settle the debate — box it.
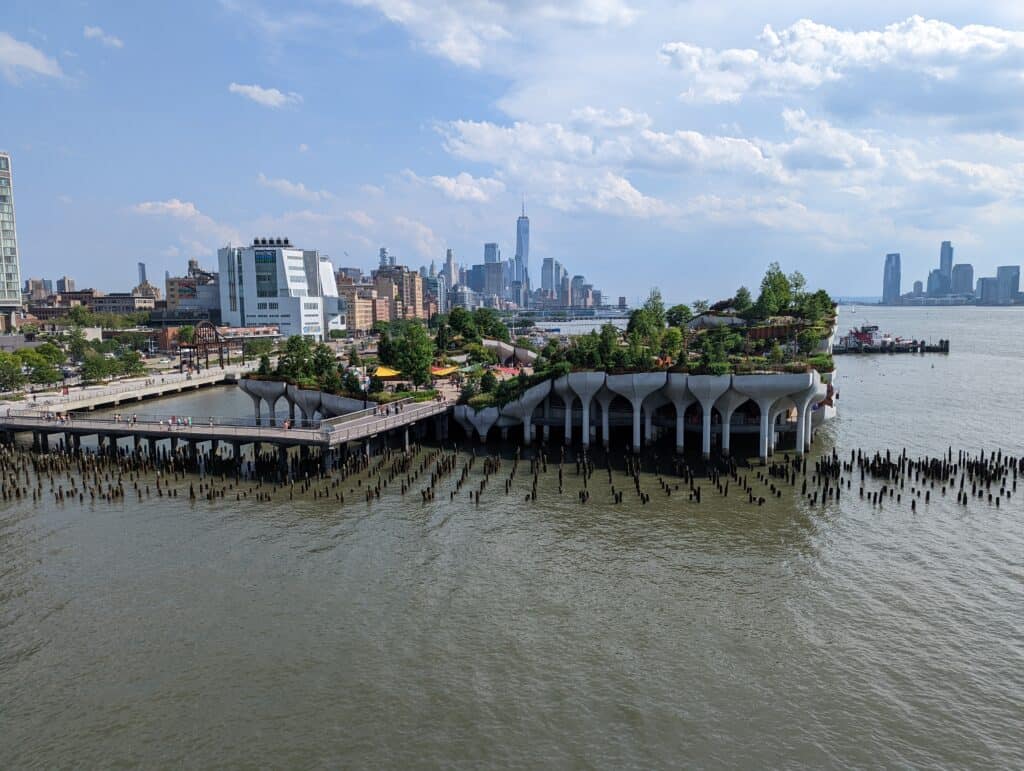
[5,2,1024,300]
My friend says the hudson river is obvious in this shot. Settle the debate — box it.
[2,307,1022,767]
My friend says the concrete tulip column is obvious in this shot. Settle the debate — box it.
[662,373,694,454]
[606,373,667,452]
[567,372,606,448]
[643,391,669,444]
[687,375,731,458]
[595,387,616,449]
[792,373,821,456]
[734,373,813,462]
[552,375,575,445]
[498,380,551,446]
[806,378,829,450]
[767,397,792,456]
[467,406,500,442]
[714,388,748,456]
[239,379,286,427]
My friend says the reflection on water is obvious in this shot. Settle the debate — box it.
[1,307,1023,767]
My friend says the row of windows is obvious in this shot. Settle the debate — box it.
[0,158,8,170]
[0,178,9,187]
[4,248,16,257]
[255,302,281,310]
[303,302,320,310]
[0,195,8,203]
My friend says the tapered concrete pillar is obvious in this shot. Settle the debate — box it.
[403,427,410,452]
[170,436,178,453]
[553,375,574,445]
[40,432,50,452]
[734,373,813,463]
[595,388,615,449]
[250,394,262,425]
[321,448,334,472]
[567,373,606,448]
[688,375,731,459]
[714,389,748,456]
[663,373,694,454]
[232,441,242,462]
[147,437,157,460]
[542,397,551,441]
[606,373,667,453]
[133,435,141,453]
[792,377,820,456]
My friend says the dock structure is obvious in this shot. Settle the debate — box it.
[834,339,950,355]
[0,398,452,474]
[11,367,247,412]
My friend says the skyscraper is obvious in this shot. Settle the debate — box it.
[56,275,76,293]
[138,262,148,285]
[940,241,953,281]
[882,253,901,304]
[950,264,974,295]
[996,265,1020,304]
[484,242,500,264]
[541,257,555,293]
[0,152,24,309]
[514,202,529,288]
[443,248,457,289]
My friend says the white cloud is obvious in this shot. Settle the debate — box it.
[777,109,885,172]
[661,16,1024,111]
[0,32,63,83]
[257,172,332,202]
[393,215,443,257]
[344,210,375,228]
[131,198,240,246]
[298,143,309,153]
[570,106,651,131]
[228,82,302,108]
[83,25,124,49]
[405,169,506,202]
[347,0,637,67]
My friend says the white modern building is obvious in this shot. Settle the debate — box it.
[218,238,345,341]
[0,152,23,309]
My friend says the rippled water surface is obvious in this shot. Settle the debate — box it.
[2,307,1022,768]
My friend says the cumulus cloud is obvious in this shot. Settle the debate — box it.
[405,169,506,202]
[257,172,332,202]
[777,109,885,172]
[393,216,443,257]
[83,25,124,49]
[347,0,637,67]
[343,210,375,228]
[228,82,302,108]
[131,198,240,246]
[660,15,1024,118]
[0,32,63,82]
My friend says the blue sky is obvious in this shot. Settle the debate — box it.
[4,1,1024,303]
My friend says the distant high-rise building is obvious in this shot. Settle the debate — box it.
[56,275,75,293]
[541,257,555,293]
[927,268,950,297]
[939,241,953,280]
[996,265,1020,303]
[976,277,1000,304]
[514,202,529,291]
[138,262,148,285]
[882,253,901,304]
[484,242,500,264]
[23,278,50,302]
[912,280,923,296]
[0,152,23,308]
[950,264,974,295]
[442,248,457,289]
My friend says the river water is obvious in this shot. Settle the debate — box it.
[2,307,1022,768]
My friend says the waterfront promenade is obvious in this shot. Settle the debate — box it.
[1,367,247,412]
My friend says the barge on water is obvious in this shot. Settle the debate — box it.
[833,324,950,354]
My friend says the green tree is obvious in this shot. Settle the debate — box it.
[597,323,619,365]
[276,335,314,380]
[341,369,362,394]
[347,345,362,367]
[660,327,684,360]
[393,322,434,387]
[66,327,89,362]
[257,354,271,376]
[435,321,452,354]
[643,288,666,328]
[80,351,114,384]
[244,338,273,358]
[0,352,26,392]
[480,370,498,393]
[178,325,196,344]
[797,328,823,354]
[755,262,792,318]
[769,341,785,364]
[16,349,60,385]
[733,286,753,313]
[471,307,509,341]
[692,299,710,314]
[117,350,147,377]
[311,343,336,378]
[666,304,693,328]
[448,307,477,340]
[67,305,93,326]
